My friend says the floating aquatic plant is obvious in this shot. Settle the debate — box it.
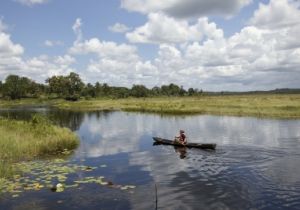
[0,159,136,198]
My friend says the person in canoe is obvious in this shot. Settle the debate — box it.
[174,130,187,145]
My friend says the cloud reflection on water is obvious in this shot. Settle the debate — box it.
[73,111,300,209]
[75,112,300,159]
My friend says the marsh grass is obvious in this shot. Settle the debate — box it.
[0,115,79,178]
[1,94,299,118]
[55,94,300,118]
[0,98,51,107]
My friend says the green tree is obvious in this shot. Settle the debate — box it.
[102,83,111,96]
[2,75,47,99]
[46,72,84,100]
[111,87,130,98]
[94,82,103,97]
[67,72,84,98]
[161,85,170,96]
[188,88,195,96]
[2,75,32,99]
[168,83,181,96]
[82,83,96,98]
[131,85,149,97]
[46,75,68,98]
[160,83,181,96]
[151,86,161,96]
[179,86,186,96]
[0,81,2,97]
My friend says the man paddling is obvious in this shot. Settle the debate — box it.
[174,130,187,145]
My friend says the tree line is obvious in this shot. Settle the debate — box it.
[0,73,203,100]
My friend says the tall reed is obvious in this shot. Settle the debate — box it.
[0,115,79,178]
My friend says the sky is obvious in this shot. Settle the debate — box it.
[0,0,299,91]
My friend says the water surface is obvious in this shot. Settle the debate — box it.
[1,108,300,210]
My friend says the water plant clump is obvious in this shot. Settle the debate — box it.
[0,159,136,198]
[0,114,79,178]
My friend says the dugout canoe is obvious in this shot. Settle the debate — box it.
[153,137,216,150]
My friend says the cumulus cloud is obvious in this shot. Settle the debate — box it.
[121,0,252,18]
[122,0,300,90]
[24,55,76,80]
[69,37,157,86]
[44,40,64,47]
[0,54,77,83]
[14,0,48,6]
[0,19,76,82]
[0,19,24,57]
[0,52,77,82]
[250,0,300,28]
[108,23,131,33]
[65,0,300,91]
[69,38,139,62]
[68,19,157,86]
[248,0,300,51]
[2,0,300,91]
[0,33,24,57]
[126,13,223,44]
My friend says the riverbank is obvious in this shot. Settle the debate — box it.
[0,115,79,177]
[55,94,300,119]
[1,94,300,118]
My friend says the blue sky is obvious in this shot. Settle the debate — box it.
[0,0,299,91]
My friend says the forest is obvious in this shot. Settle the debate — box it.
[0,72,203,100]
[1,72,299,101]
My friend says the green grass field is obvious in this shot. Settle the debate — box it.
[1,94,300,118]
[0,115,79,178]
[54,94,300,118]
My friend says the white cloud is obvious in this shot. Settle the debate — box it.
[2,0,300,91]
[14,0,48,6]
[126,13,223,44]
[54,55,75,66]
[69,38,139,62]
[0,20,76,82]
[108,23,131,33]
[65,0,300,91]
[0,53,77,83]
[0,19,7,32]
[121,0,252,18]
[250,0,300,28]
[72,41,156,86]
[68,21,154,86]
[44,40,64,47]
[0,33,24,57]
[25,55,76,80]
[121,0,300,90]
[0,23,25,80]
[72,18,83,43]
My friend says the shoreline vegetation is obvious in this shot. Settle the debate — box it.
[0,115,79,178]
[1,94,300,119]
[0,73,300,119]
[55,95,300,118]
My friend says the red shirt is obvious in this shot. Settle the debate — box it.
[180,133,186,142]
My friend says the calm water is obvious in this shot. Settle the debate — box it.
[1,107,300,210]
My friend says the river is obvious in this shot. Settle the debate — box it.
[1,107,300,210]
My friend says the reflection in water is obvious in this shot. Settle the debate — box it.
[1,108,300,210]
[174,146,187,159]
[75,112,300,159]
[48,109,85,131]
[0,106,85,131]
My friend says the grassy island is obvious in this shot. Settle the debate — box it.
[54,94,300,119]
[1,94,300,119]
[0,115,79,177]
